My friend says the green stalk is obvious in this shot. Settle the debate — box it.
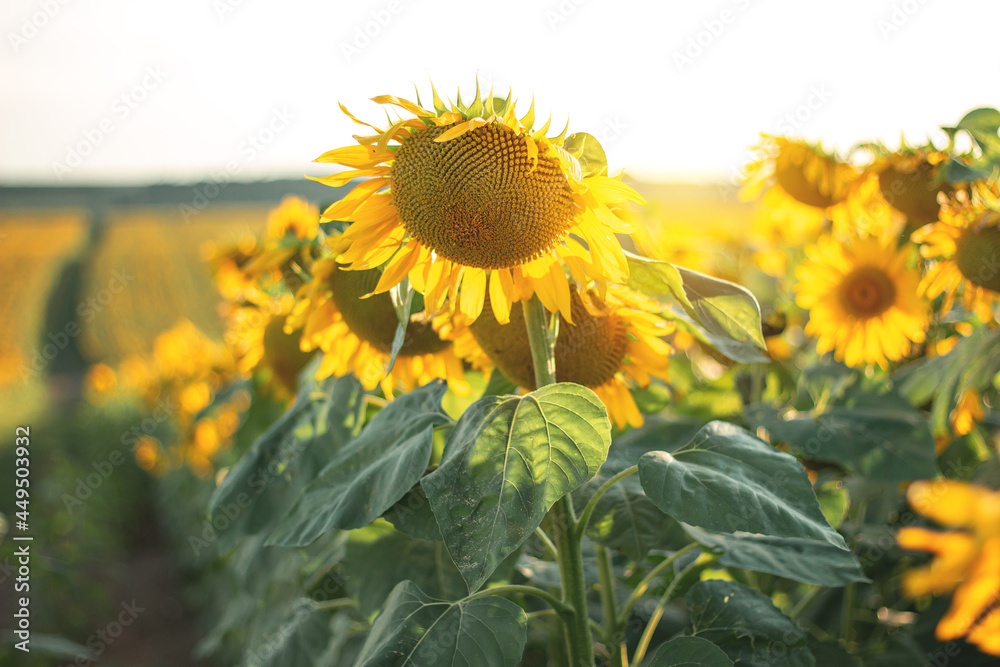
[630,558,702,666]
[523,296,595,667]
[595,544,625,667]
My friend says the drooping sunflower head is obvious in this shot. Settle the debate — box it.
[224,295,315,401]
[742,136,902,245]
[877,148,955,228]
[743,136,858,209]
[314,82,645,326]
[443,284,673,429]
[912,179,1000,320]
[286,236,485,398]
[794,236,929,368]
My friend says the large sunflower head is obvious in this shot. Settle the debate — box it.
[313,83,644,326]
[912,179,1000,321]
[443,284,673,429]
[287,236,486,398]
[794,236,929,368]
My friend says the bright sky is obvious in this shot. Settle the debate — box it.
[1,0,997,185]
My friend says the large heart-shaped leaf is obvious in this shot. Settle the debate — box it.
[268,381,451,546]
[626,252,767,362]
[354,581,526,667]
[687,580,814,667]
[745,390,937,482]
[422,383,611,591]
[638,421,846,548]
[382,485,441,542]
[209,375,364,552]
[342,521,466,616]
[683,525,868,587]
[647,636,734,667]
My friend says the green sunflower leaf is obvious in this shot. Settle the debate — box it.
[343,521,466,617]
[745,382,938,482]
[387,276,414,372]
[241,599,332,667]
[895,326,1000,435]
[574,417,702,559]
[422,383,611,592]
[682,524,868,587]
[354,581,527,667]
[954,107,1000,160]
[625,251,768,362]
[563,132,608,178]
[687,580,814,667]
[647,636,734,667]
[208,375,364,553]
[638,421,847,548]
[267,381,451,547]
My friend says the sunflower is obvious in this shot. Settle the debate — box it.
[794,236,929,368]
[877,148,955,230]
[443,284,673,429]
[267,195,320,240]
[912,180,1000,322]
[742,136,902,243]
[224,294,315,401]
[951,387,985,437]
[287,240,484,398]
[104,320,246,477]
[898,480,1000,656]
[312,83,644,326]
[204,196,321,306]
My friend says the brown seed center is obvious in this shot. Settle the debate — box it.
[838,266,897,318]
[391,123,578,270]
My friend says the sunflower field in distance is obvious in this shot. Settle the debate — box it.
[76,87,1000,667]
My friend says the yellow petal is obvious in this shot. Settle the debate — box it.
[460,267,487,322]
[489,268,513,325]
[372,242,421,294]
[435,117,487,143]
[371,95,434,117]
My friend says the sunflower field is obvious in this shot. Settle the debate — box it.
[55,90,1000,667]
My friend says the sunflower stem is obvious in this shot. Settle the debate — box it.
[523,296,595,667]
[595,544,625,667]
